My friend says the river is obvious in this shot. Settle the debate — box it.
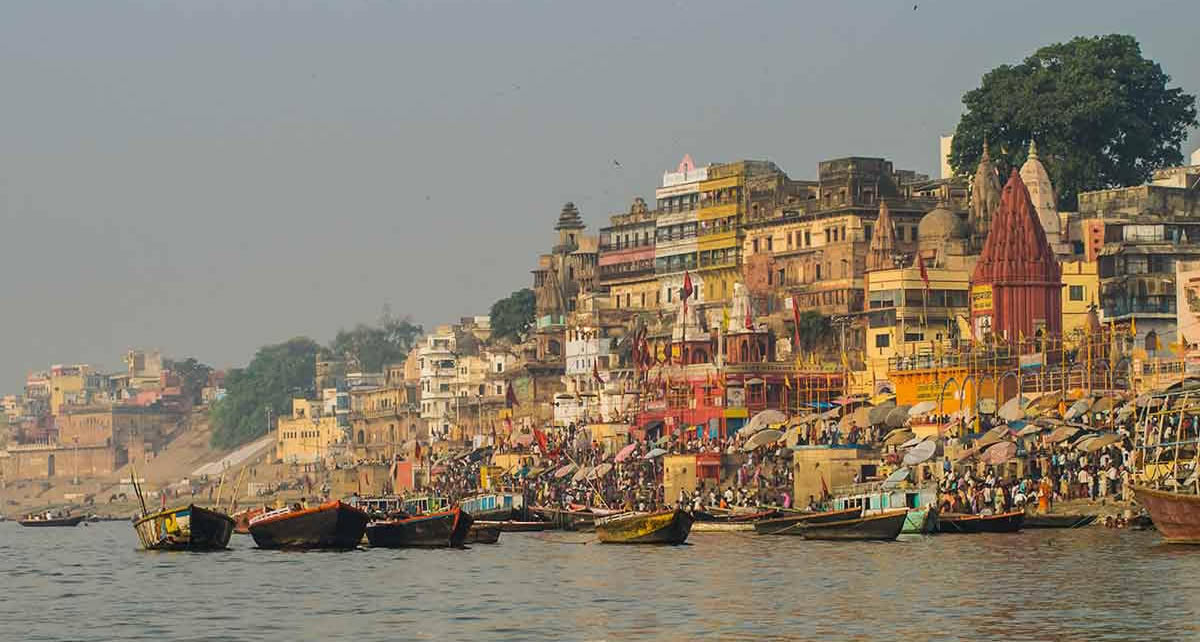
[1,522,1196,641]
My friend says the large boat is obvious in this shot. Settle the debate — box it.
[1130,387,1200,544]
[248,500,369,550]
[1024,514,1097,529]
[17,514,86,528]
[1132,486,1200,543]
[133,504,235,551]
[753,507,863,535]
[831,483,939,534]
[532,505,596,531]
[459,492,525,521]
[595,509,694,544]
[466,523,502,545]
[366,507,473,548]
[787,510,909,541]
[935,511,1025,533]
[475,519,550,532]
[231,507,267,535]
[691,509,779,533]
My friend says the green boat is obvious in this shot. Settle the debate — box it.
[832,484,938,534]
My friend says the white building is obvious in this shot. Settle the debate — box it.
[418,326,458,439]
[655,155,708,310]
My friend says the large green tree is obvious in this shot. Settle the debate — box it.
[489,288,536,344]
[949,34,1197,210]
[209,337,323,449]
[165,357,213,405]
[328,312,422,373]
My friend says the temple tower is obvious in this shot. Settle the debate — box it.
[1019,140,1061,248]
[968,141,1001,252]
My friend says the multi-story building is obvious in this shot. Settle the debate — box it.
[1082,162,1200,348]
[531,202,598,364]
[1061,259,1100,343]
[348,378,423,462]
[418,325,459,439]
[655,155,707,310]
[275,397,343,465]
[598,197,658,310]
[49,364,94,417]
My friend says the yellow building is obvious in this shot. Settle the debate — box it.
[276,398,344,464]
[792,446,880,506]
[49,364,91,416]
[1061,259,1100,343]
[698,162,771,304]
[348,385,423,461]
[864,265,971,388]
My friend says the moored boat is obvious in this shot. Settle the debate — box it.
[134,504,235,551]
[691,520,756,533]
[17,514,86,527]
[1023,513,1097,529]
[832,483,939,534]
[231,507,267,535]
[466,523,502,544]
[459,492,525,521]
[475,520,550,532]
[935,510,1024,533]
[789,509,909,541]
[595,509,694,544]
[753,507,863,535]
[533,505,595,531]
[366,507,474,548]
[1132,485,1200,543]
[248,500,369,549]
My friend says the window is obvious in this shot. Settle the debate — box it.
[896,226,905,241]
[766,237,773,251]
[753,238,759,253]
[875,334,891,348]
[904,331,924,342]
[1069,285,1085,301]
[805,231,811,246]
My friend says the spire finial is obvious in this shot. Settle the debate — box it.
[981,138,990,160]
[1028,138,1039,160]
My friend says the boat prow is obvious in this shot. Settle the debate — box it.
[248,500,369,550]
[134,504,235,551]
[596,509,694,544]
[1133,485,1200,544]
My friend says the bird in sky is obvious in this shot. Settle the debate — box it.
[613,160,622,168]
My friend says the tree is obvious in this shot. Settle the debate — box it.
[795,310,833,354]
[329,312,423,373]
[490,288,536,344]
[950,35,1197,210]
[209,337,323,449]
[165,357,213,405]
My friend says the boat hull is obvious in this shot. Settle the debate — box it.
[1133,485,1200,544]
[231,507,266,535]
[935,511,1025,534]
[366,508,474,548]
[466,523,502,544]
[901,507,937,534]
[249,501,369,550]
[754,508,863,535]
[691,521,756,533]
[596,509,694,544]
[533,506,595,531]
[134,504,235,551]
[1024,514,1097,529]
[794,510,908,541]
[475,520,550,532]
[17,515,86,527]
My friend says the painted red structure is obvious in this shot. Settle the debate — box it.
[970,170,1062,353]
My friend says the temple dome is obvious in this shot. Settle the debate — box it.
[918,205,967,242]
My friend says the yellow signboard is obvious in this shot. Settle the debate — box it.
[971,285,993,312]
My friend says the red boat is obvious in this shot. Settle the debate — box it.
[366,507,474,548]
[231,507,267,535]
[1133,485,1200,544]
[248,500,369,550]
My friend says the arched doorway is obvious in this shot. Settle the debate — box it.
[47,454,56,478]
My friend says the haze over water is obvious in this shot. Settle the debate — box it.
[1,522,1194,641]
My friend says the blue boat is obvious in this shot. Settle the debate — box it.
[831,483,938,534]
[459,492,525,521]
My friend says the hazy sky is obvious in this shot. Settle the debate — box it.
[1,0,1197,390]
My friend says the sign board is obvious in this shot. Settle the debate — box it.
[971,285,993,312]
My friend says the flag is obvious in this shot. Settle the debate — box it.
[841,350,850,371]
[785,375,792,390]
[505,381,518,408]
[790,295,802,351]
[917,252,930,292]
[1130,317,1137,337]
[592,360,605,385]
[414,441,422,462]
[1155,334,1163,352]
[722,306,730,332]
[744,305,754,330]
[534,428,548,456]
[681,271,694,312]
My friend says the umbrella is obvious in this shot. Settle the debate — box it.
[554,463,577,479]
[955,445,981,462]
[1064,398,1093,421]
[820,407,841,420]
[903,440,938,466]
[908,401,938,417]
[852,407,872,428]
[1016,424,1044,437]
[1090,397,1115,414]
[868,404,895,425]
[997,397,1025,422]
[1080,433,1123,453]
[885,406,912,428]
[746,409,787,433]
[981,441,1017,466]
[614,443,637,463]
[978,398,997,414]
[742,429,784,451]
[882,467,910,488]
[899,436,925,449]
[1046,426,1080,443]
[572,466,592,483]
[977,426,1011,448]
[871,392,897,405]
[591,462,614,479]
[882,428,915,447]
[643,447,667,459]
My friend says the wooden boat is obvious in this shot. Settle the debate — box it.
[935,510,1025,533]
[17,514,86,527]
[466,523,501,544]
[133,504,235,551]
[459,492,525,521]
[231,507,267,535]
[788,510,908,541]
[691,520,756,533]
[832,484,939,534]
[595,509,694,544]
[248,500,369,549]
[1133,485,1200,543]
[1024,514,1097,529]
[533,505,595,531]
[475,520,550,532]
[754,507,863,535]
[366,507,474,548]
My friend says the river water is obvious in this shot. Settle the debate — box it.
[1,521,1197,641]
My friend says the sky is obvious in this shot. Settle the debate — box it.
[1,0,1197,391]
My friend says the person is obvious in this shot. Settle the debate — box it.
[1038,476,1053,514]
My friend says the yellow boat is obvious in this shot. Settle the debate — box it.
[595,509,694,544]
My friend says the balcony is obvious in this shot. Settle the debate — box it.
[599,239,655,252]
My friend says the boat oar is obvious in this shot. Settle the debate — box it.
[130,463,148,517]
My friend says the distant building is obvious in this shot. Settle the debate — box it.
[275,398,343,465]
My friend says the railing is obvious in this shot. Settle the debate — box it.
[598,239,654,252]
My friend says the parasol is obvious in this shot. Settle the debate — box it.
[908,400,938,417]
[869,403,896,425]
[614,443,638,463]
[903,440,937,466]
[554,463,577,479]
[1064,398,1093,421]
[745,409,788,434]
[852,407,872,428]
[742,429,784,452]
[882,467,910,488]
[572,466,592,483]
[643,447,667,459]
[590,463,614,479]
[882,428,915,447]
[976,426,1011,448]
[885,406,912,428]
[1079,433,1123,453]
[981,441,1017,465]
[997,397,1025,422]
[1089,397,1115,414]
[1016,424,1044,437]
[899,436,924,449]
[1045,426,1080,444]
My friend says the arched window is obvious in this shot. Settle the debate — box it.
[1145,330,1158,352]
[357,430,365,445]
